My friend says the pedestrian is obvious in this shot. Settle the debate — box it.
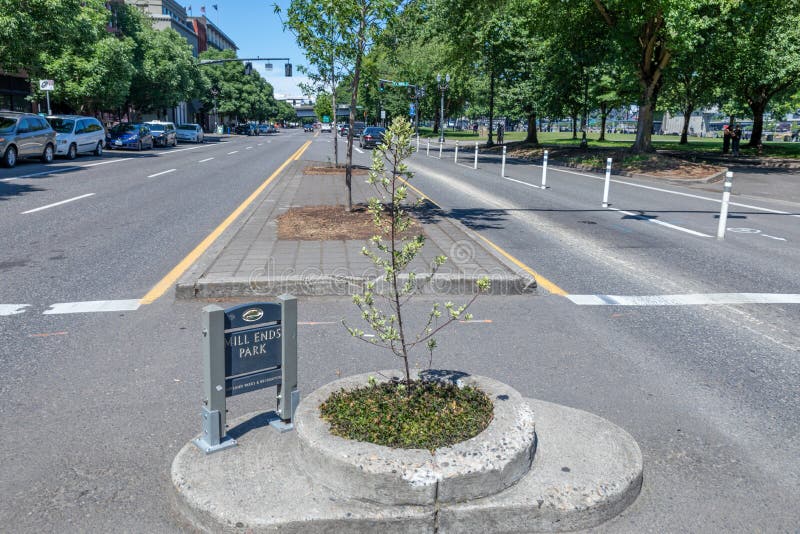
[722,125,731,154]
[732,125,742,156]
[497,123,504,144]
[473,122,478,135]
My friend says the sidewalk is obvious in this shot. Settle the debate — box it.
[176,159,535,298]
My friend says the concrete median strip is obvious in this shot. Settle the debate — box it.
[175,160,536,299]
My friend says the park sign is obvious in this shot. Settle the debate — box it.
[193,295,299,454]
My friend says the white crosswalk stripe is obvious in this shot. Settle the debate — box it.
[0,304,29,316]
[43,300,142,315]
[567,293,800,306]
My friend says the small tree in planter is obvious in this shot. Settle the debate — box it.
[330,117,492,450]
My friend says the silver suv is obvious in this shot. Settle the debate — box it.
[47,115,106,159]
[146,121,178,147]
[0,111,56,168]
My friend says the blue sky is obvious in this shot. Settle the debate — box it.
[181,0,311,98]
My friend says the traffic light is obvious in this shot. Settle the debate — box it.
[244,62,252,75]
[285,63,292,77]
[379,80,384,91]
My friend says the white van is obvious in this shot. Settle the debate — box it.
[47,115,106,159]
[320,122,332,133]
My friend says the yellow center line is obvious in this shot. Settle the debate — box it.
[398,176,568,297]
[140,140,312,305]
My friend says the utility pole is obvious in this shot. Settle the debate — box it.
[437,74,450,143]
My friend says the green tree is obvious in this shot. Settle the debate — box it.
[714,0,800,146]
[314,93,333,121]
[591,0,716,152]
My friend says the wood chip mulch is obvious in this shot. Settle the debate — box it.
[277,205,423,241]
[303,165,369,176]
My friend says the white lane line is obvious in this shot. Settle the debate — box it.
[502,175,546,190]
[607,207,711,237]
[227,150,239,155]
[567,293,800,306]
[163,145,206,154]
[258,143,263,146]
[354,147,364,154]
[1,166,82,181]
[21,193,95,214]
[545,165,800,218]
[147,168,176,178]
[82,158,131,168]
[246,146,253,150]
[0,304,29,316]
[43,299,141,315]
[199,157,215,163]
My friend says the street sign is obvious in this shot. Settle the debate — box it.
[381,110,386,119]
[392,81,409,87]
[409,103,416,117]
[39,80,54,91]
[194,296,299,454]
[322,115,330,123]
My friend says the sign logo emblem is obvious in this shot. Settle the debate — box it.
[242,308,264,322]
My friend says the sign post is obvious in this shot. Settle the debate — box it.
[193,295,299,455]
[39,80,54,116]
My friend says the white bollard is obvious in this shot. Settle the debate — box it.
[602,158,612,207]
[426,138,430,156]
[454,140,459,163]
[474,142,479,169]
[717,171,734,240]
[416,134,420,152]
[439,139,443,159]
[541,150,549,188]
[501,145,507,177]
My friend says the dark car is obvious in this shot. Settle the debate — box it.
[234,123,258,136]
[146,121,177,147]
[0,112,56,168]
[303,123,314,132]
[359,127,386,149]
[352,121,366,138]
[107,123,154,151]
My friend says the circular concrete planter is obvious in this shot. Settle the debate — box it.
[293,369,536,506]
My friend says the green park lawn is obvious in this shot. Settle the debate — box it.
[417,128,800,159]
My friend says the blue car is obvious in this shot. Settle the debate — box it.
[107,123,154,151]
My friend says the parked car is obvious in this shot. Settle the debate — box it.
[320,122,332,133]
[0,111,56,168]
[257,124,270,135]
[267,124,278,134]
[47,115,106,159]
[359,127,386,149]
[146,121,177,147]
[303,123,314,132]
[176,123,204,143]
[107,123,153,151]
[234,123,258,136]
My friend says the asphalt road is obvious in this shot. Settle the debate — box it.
[0,130,798,532]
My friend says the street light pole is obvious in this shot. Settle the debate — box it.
[437,73,450,143]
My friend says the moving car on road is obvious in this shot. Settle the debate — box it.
[0,111,56,168]
[107,123,153,151]
[320,122,332,133]
[359,127,386,149]
[47,115,105,159]
[303,123,314,132]
[146,121,177,147]
[176,123,204,143]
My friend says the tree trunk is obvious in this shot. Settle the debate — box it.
[632,82,659,153]
[525,112,538,144]
[487,70,495,146]
[748,100,766,147]
[599,103,608,141]
[345,10,367,213]
[571,114,577,139]
[680,106,693,145]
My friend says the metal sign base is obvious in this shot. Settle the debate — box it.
[193,407,238,454]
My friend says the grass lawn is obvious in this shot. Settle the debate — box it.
[417,127,800,158]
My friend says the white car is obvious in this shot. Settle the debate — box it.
[320,122,332,133]
[47,115,106,159]
[176,123,204,143]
